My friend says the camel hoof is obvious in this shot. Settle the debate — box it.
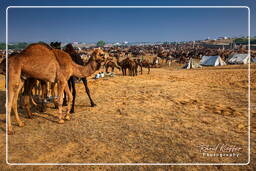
[70,109,75,113]
[65,115,71,121]
[91,103,96,107]
[8,130,15,135]
[62,102,67,106]
[18,122,25,127]
[58,119,65,124]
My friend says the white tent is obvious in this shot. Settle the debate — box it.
[183,58,202,69]
[227,54,250,64]
[199,56,226,66]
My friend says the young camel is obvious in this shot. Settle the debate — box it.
[8,43,105,134]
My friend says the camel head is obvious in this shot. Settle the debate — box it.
[50,42,61,49]
[91,48,106,64]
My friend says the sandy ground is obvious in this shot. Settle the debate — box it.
[0,63,255,170]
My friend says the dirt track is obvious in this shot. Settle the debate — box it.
[0,64,255,170]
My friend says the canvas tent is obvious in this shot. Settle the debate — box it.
[227,54,250,64]
[199,56,226,66]
[183,58,202,69]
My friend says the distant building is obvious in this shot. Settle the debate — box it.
[217,36,228,40]
[113,42,120,46]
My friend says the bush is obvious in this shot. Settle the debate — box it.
[96,40,106,47]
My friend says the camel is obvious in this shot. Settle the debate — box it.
[116,56,128,76]
[62,43,101,113]
[7,43,106,134]
[23,41,62,112]
[135,59,151,74]
[104,56,121,73]
[128,59,137,76]
[116,56,136,76]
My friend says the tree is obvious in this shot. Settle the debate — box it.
[96,40,106,47]
[0,43,5,50]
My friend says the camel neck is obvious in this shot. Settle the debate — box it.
[73,59,100,78]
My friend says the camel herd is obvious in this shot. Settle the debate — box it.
[1,43,107,134]
[0,42,157,134]
[0,41,255,135]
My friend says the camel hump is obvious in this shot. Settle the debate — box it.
[25,42,53,50]
[20,43,53,56]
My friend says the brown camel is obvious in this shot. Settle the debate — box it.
[136,59,151,74]
[116,56,136,76]
[104,60,121,73]
[7,43,105,134]
[62,43,103,113]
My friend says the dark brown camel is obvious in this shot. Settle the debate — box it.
[116,56,136,76]
[7,43,105,134]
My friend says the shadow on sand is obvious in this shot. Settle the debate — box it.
[0,91,60,132]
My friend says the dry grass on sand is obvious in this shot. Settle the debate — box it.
[0,64,255,170]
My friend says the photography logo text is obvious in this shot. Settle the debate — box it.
[197,144,242,158]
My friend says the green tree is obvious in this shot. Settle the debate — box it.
[96,40,106,47]
[0,43,5,50]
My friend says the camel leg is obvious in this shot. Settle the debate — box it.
[112,66,114,72]
[13,80,25,127]
[63,79,71,106]
[7,67,22,134]
[30,94,37,106]
[148,67,150,74]
[8,87,15,134]
[57,80,66,124]
[70,77,76,113]
[122,68,124,76]
[106,66,108,73]
[51,82,58,109]
[81,77,96,107]
[63,92,67,107]
[27,79,38,108]
[64,83,72,120]
[34,84,38,96]
[23,78,36,119]
[124,68,127,76]
[140,65,143,74]
[39,80,47,112]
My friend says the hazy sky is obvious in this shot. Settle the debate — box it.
[0,0,255,43]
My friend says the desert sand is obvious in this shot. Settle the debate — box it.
[0,64,255,170]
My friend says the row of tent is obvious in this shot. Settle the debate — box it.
[183,54,256,69]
